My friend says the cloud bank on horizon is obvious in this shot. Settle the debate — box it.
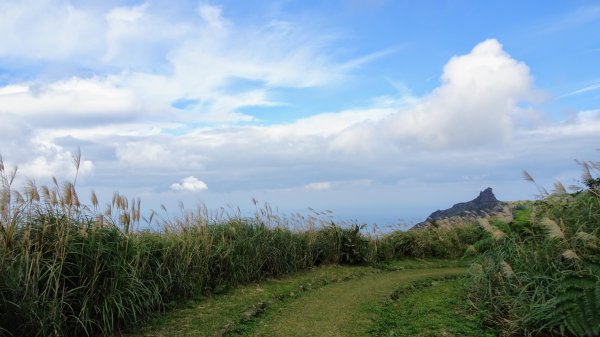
[0,0,599,226]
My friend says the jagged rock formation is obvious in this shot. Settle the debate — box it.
[411,187,511,230]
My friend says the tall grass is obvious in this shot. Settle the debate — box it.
[375,223,485,261]
[0,153,483,336]
[469,159,600,336]
[0,158,455,336]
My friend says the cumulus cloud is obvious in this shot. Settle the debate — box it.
[10,140,94,181]
[19,153,93,181]
[170,176,208,192]
[332,39,540,151]
[0,113,94,183]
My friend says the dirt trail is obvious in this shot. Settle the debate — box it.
[251,267,466,337]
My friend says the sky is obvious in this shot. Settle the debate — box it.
[1,0,599,230]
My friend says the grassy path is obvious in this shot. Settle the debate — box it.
[126,260,474,337]
[251,267,466,337]
[126,264,376,337]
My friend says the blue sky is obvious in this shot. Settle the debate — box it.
[0,0,599,229]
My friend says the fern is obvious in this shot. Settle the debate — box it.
[556,276,600,337]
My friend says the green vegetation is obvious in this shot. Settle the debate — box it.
[1,152,598,337]
[369,276,495,337]
[0,154,484,337]
[250,266,467,337]
[376,222,484,260]
[469,160,600,336]
[129,264,375,336]
[129,259,466,337]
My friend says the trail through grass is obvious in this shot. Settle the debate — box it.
[251,267,466,337]
[127,264,376,337]
[128,259,472,337]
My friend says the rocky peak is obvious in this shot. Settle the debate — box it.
[472,187,498,210]
[411,187,507,230]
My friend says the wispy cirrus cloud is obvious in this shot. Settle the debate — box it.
[544,4,600,33]
[559,82,600,98]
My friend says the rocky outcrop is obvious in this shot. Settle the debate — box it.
[411,187,511,230]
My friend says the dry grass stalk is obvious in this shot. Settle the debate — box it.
[541,218,564,240]
[479,218,506,240]
[575,231,598,248]
[25,180,40,202]
[522,170,549,196]
[522,170,535,183]
[562,249,580,260]
[500,261,514,277]
[575,231,597,241]
[577,160,593,182]
[553,182,567,195]
[90,190,98,209]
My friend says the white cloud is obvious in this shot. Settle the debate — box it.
[331,39,540,151]
[269,106,397,138]
[198,3,227,29]
[576,109,600,122]
[16,141,94,181]
[15,38,593,193]
[0,1,369,126]
[560,83,600,98]
[65,39,599,198]
[116,140,208,170]
[104,3,191,69]
[0,0,101,60]
[104,3,150,61]
[0,0,597,226]
[305,182,332,190]
[0,77,137,120]
[170,176,208,192]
